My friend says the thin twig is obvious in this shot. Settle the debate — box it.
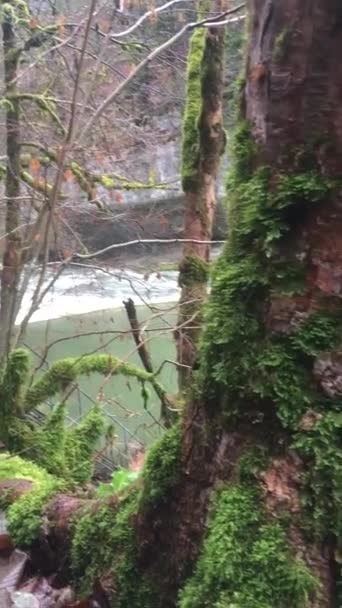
[73,238,225,260]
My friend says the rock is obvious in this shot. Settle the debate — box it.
[11,592,40,607]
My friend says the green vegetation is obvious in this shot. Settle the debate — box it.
[96,468,140,498]
[179,254,210,287]
[0,349,168,470]
[178,485,318,608]
[25,353,166,411]
[197,122,341,548]
[0,349,29,447]
[295,411,342,537]
[71,491,157,607]
[142,422,182,504]
[181,26,206,191]
[0,453,63,547]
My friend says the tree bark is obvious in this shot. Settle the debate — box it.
[176,4,226,390]
[0,16,22,363]
[137,0,341,604]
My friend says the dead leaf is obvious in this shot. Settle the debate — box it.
[56,15,65,37]
[30,157,41,175]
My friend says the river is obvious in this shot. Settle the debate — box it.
[20,265,180,466]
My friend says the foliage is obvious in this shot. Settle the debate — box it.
[178,485,318,608]
[142,422,182,504]
[96,468,140,498]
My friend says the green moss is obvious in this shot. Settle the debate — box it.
[7,479,62,546]
[0,454,62,547]
[142,423,182,504]
[64,406,105,484]
[200,123,337,408]
[294,411,342,537]
[0,453,52,484]
[238,446,268,483]
[25,353,166,411]
[181,23,206,191]
[29,404,105,484]
[179,254,210,287]
[273,28,291,62]
[197,120,341,545]
[178,485,318,608]
[229,165,333,258]
[228,120,257,180]
[72,490,158,606]
[0,349,30,447]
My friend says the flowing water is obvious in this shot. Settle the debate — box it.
[21,265,180,463]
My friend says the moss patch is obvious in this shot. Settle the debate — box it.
[0,454,62,547]
[71,490,158,607]
[142,422,182,504]
[0,349,30,448]
[197,121,341,543]
[30,404,105,484]
[181,25,206,192]
[178,485,318,608]
[179,254,210,287]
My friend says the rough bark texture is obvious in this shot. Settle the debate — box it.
[138,0,341,604]
[176,10,226,390]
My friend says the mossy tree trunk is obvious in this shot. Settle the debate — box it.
[1,2,341,607]
[0,12,22,363]
[176,1,226,390]
[134,0,341,604]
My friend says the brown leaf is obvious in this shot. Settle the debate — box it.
[30,157,41,175]
[29,17,39,29]
[56,15,65,37]
[63,168,74,182]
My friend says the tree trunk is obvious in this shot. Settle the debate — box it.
[1,2,341,607]
[176,4,226,390]
[0,15,22,363]
[134,0,342,603]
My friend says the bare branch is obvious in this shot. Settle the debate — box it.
[78,3,246,143]
[72,238,225,260]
